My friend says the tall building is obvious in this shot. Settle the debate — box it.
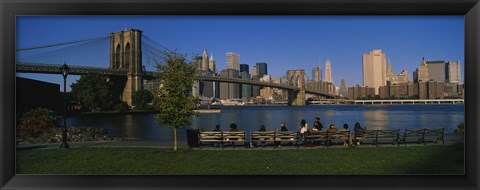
[416,58,430,83]
[312,66,321,82]
[259,74,273,99]
[240,71,252,99]
[324,59,332,83]
[256,62,268,78]
[386,59,410,85]
[240,64,249,73]
[386,59,394,77]
[251,66,258,77]
[362,49,387,95]
[339,79,348,97]
[219,69,240,99]
[425,60,446,82]
[447,61,461,83]
[226,52,240,71]
[201,49,209,71]
[209,53,217,74]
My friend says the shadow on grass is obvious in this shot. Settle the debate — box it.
[389,143,464,174]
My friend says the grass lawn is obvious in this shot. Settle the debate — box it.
[16,143,464,175]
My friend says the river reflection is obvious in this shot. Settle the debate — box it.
[67,104,464,141]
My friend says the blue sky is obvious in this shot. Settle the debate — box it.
[16,16,464,91]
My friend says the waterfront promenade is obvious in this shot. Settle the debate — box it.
[16,133,463,150]
[309,99,464,105]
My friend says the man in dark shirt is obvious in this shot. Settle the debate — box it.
[313,117,324,131]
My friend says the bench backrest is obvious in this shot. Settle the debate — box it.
[354,130,376,138]
[222,131,246,141]
[251,131,275,140]
[424,128,444,136]
[403,129,425,137]
[276,131,299,140]
[376,130,400,138]
[199,131,223,142]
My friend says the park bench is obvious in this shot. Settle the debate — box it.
[399,128,444,145]
[304,130,350,147]
[275,131,300,147]
[222,131,247,148]
[304,130,328,146]
[327,130,351,146]
[199,131,223,147]
[354,129,400,147]
[250,131,276,147]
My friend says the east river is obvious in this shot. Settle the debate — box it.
[66,104,464,141]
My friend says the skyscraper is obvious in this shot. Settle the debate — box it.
[362,49,386,95]
[256,62,268,78]
[417,58,430,83]
[324,59,332,83]
[386,59,394,77]
[425,60,446,82]
[226,52,240,71]
[240,64,249,73]
[251,66,258,77]
[201,49,209,71]
[209,53,216,74]
[339,79,348,97]
[447,61,461,83]
[312,66,321,82]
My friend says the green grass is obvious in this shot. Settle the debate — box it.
[16,143,464,175]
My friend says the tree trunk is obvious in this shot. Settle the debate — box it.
[173,127,177,151]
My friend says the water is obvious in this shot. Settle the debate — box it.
[66,104,464,141]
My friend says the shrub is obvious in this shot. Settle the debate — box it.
[114,102,130,112]
[454,121,464,135]
[17,108,60,139]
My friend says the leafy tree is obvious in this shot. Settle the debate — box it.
[17,108,60,139]
[132,89,154,110]
[70,74,116,111]
[153,51,197,151]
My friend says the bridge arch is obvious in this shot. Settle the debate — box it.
[124,43,130,70]
[115,44,121,68]
[287,70,306,106]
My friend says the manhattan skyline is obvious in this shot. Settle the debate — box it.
[16,16,464,91]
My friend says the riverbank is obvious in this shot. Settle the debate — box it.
[16,143,464,174]
[17,126,115,145]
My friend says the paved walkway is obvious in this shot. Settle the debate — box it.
[17,134,463,151]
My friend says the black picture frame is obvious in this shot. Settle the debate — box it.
[1,0,479,189]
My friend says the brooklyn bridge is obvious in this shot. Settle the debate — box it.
[16,29,337,106]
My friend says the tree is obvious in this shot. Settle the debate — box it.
[153,51,198,151]
[132,89,154,110]
[70,74,116,111]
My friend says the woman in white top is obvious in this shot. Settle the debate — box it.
[299,119,310,134]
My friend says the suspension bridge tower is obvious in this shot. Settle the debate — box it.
[109,29,143,106]
[287,69,306,106]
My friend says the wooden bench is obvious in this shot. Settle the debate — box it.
[399,128,444,145]
[304,130,350,147]
[199,131,223,147]
[275,131,300,147]
[327,130,351,146]
[250,131,276,147]
[422,128,444,145]
[354,130,400,147]
[222,131,247,148]
[304,131,328,146]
